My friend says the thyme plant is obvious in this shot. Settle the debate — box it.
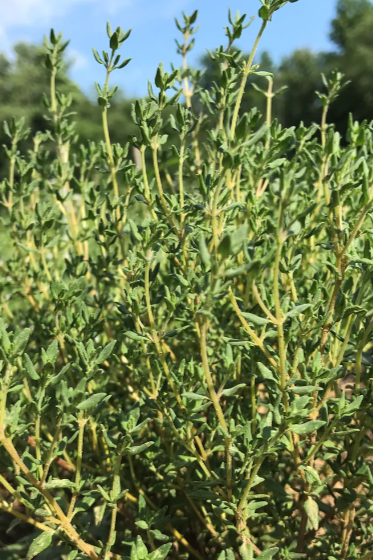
[1,1,373,559]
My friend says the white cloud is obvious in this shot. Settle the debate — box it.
[68,48,89,70]
[158,0,192,18]
[0,0,191,59]
[0,0,85,27]
[106,0,133,15]
[0,0,133,51]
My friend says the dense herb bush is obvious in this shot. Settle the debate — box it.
[1,1,373,558]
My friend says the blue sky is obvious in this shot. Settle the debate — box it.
[0,0,338,98]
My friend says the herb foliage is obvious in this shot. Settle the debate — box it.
[1,2,373,559]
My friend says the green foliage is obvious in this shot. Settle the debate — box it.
[26,531,54,560]
[0,39,137,183]
[0,2,373,560]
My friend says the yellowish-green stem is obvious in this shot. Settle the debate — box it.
[230,21,267,141]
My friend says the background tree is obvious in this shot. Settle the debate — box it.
[0,43,136,177]
[327,0,373,128]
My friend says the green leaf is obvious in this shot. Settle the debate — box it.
[285,304,312,319]
[221,384,246,396]
[224,264,255,278]
[45,478,76,490]
[0,318,11,353]
[240,124,268,148]
[124,331,147,341]
[12,328,31,357]
[291,396,310,411]
[77,393,107,411]
[259,5,269,20]
[218,234,231,258]
[341,395,364,416]
[110,32,119,50]
[257,362,276,382]
[120,28,132,42]
[199,234,211,268]
[116,57,132,69]
[45,340,59,364]
[303,466,321,485]
[49,363,71,385]
[254,71,273,77]
[181,392,208,401]
[239,543,253,560]
[97,484,111,501]
[132,535,148,560]
[290,386,321,395]
[8,384,24,393]
[241,312,270,326]
[92,48,104,65]
[164,326,189,338]
[24,354,39,380]
[3,120,11,137]
[230,223,248,253]
[257,548,279,559]
[304,496,319,530]
[129,219,142,241]
[175,273,189,287]
[26,530,54,560]
[150,529,169,542]
[289,421,325,435]
[96,340,116,364]
[16,243,38,253]
[101,425,116,448]
[128,442,154,455]
[247,500,268,511]
[92,394,112,415]
[148,543,172,560]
